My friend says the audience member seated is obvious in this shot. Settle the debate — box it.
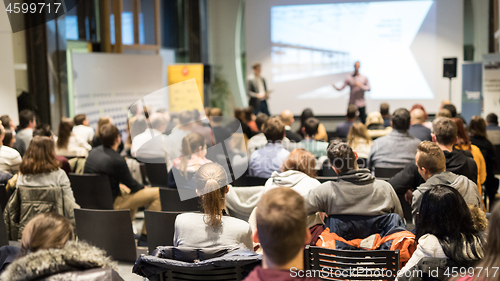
[305,141,403,218]
[442,103,458,118]
[399,185,484,276]
[248,149,322,232]
[229,107,255,140]
[368,108,420,170]
[380,102,391,127]
[0,213,117,281]
[347,122,372,159]
[411,141,483,223]
[390,117,478,202]
[410,104,432,129]
[190,109,213,146]
[130,113,168,159]
[297,108,327,142]
[436,108,452,118]
[168,132,211,190]
[409,108,432,141]
[244,187,320,281]
[164,110,197,167]
[249,117,290,178]
[336,104,358,139]
[280,110,302,142]
[208,108,232,143]
[33,124,71,175]
[0,123,21,174]
[4,137,79,239]
[452,118,486,192]
[84,124,160,243]
[2,129,15,148]
[92,116,125,153]
[72,114,94,144]
[174,163,253,250]
[469,116,499,210]
[244,107,259,133]
[0,115,25,156]
[16,109,36,149]
[55,118,92,158]
[486,113,500,145]
[300,118,328,158]
[247,113,270,155]
[365,111,392,139]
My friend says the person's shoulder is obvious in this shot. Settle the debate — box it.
[223,215,251,228]
[176,212,204,224]
[418,234,440,246]
[0,146,21,157]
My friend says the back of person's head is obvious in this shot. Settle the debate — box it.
[303,117,319,137]
[56,118,74,149]
[432,117,457,145]
[442,104,457,118]
[243,107,254,123]
[150,113,168,132]
[19,109,35,129]
[451,118,470,147]
[20,136,59,175]
[233,108,243,121]
[179,110,194,126]
[210,108,223,123]
[380,103,390,116]
[130,116,147,138]
[129,104,139,116]
[96,116,112,138]
[281,148,317,178]
[33,124,53,138]
[2,129,13,147]
[280,110,294,126]
[365,111,384,127]
[327,141,357,173]
[437,108,452,118]
[391,108,411,131]
[205,107,212,118]
[417,185,483,265]
[100,124,120,148]
[346,104,358,119]
[192,109,201,122]
[299,108,314,125]
[410,108,426,124]
[73,114,86,126]
[195,163,229,227]
[180,132,206,178]
[476,203,500,271]
[0,115,12,130]
[21,213,74,256]
[255,113,269,132]
[256,187,307,266]
[486,113,498,126]
[262,116,285,143]
[347,122,371,145]
[469,115,487,137]
[416,141,446,175]
[410,104,428,121]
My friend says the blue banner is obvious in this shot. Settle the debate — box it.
[461,63,482,124]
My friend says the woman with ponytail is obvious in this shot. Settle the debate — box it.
[167,132,212,190]
[173,163,253,250]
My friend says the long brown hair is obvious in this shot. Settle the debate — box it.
[347,122,372,146]
[452,118,471,150]
[195,163,229,227]
[95,116,112,138]
[20,136,60,175]
[281,148,317,178]
[469,115,487,138]
[180,132,206,179]
[20,213,74,256]
[56,118,74,149]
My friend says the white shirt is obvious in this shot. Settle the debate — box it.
[398,234,447,279]
[0,146,22,174]
[131,128,166,159]
[55,135,92,158]
[72,125,94,144]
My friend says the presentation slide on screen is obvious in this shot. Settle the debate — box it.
[245,0,464,116]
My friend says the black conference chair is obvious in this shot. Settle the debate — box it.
[68,174,114,210]
[74,209,138,263]
[144,211,181,254]
[0,210,9,247]
[145,163,169,187]
[160,188,200,212]
[374,167,404,181]
[0,184,8,212]
[231,174,268,187]
[305,245,399,281]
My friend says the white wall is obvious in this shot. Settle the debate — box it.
[0,10,19,123]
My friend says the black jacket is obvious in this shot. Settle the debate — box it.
[248,77,267,110]
[470,135,498,195]
[286,130,303,142]
[389,148,477,193]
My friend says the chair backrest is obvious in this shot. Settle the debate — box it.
[163,267,246,281]
[0,184,7,212]
[145,163,169,187]
[495,145,500,174]
[0,210,9,247]
[305,245,399,281]
[144,210,181,254]
[68,173,114,210]
[231,174,268,187]
[160,188,200,212]
[74,209,137,263]
[374,167,404,180]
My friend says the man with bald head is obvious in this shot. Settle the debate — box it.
[280,110,303,142]
[409,108,432,141]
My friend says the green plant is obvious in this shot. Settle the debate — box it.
[210,65,235,116]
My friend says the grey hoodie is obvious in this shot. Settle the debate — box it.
[304,169,404,219]
[412,171,483,223]
[264,170,321,196]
